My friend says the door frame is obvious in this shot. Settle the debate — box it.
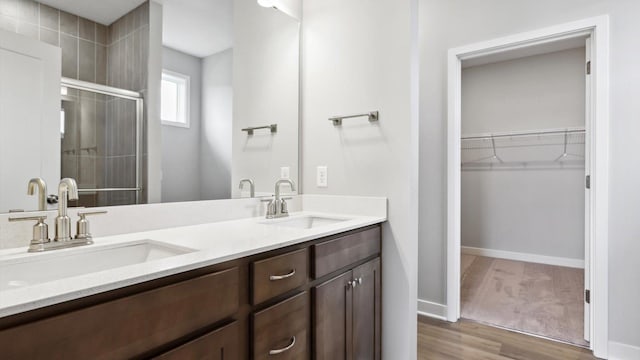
[445,16,610,358]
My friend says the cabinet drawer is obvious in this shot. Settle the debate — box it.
[313,226,381,279]
[0,267,240,360]
[252,291,309,360]
[154,321,239,360]
[252,248,308,305]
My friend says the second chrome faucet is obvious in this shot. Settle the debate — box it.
[266,179,296,219]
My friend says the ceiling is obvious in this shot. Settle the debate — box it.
[38,0,147,25]
[39,0,233,58]
[162,0,234,58]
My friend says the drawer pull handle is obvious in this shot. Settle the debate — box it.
[269,269,296,281]
[269,336,296,355]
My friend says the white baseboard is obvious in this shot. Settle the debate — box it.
[417,299,447,321]
[609,341,640,360]
[462,246,584,269]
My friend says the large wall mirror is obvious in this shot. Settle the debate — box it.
[0,0,300,213]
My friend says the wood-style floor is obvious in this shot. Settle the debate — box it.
[418,315,598,360]
[461,255,586,346]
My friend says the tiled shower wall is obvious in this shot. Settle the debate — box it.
[0,0,149,207]
[0,0,109,84]
[104,2,149,206]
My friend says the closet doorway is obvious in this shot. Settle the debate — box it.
[460,42,588,346]
[445,17,610,358]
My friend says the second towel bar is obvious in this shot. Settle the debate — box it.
[242,124,278,135]
[329,111,379,126]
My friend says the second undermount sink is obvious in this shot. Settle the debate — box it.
[263,215,349,229]
[0,240,195,291]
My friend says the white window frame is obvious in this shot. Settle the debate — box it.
[161,69,190,128]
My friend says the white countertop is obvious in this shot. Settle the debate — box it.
[0,211,385,318]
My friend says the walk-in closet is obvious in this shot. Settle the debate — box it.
[459,41,589,346]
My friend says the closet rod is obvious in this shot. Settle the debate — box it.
[462,128,585,141]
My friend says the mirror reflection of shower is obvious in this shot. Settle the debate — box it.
[60,79,143,208]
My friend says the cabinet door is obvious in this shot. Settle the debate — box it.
[313,271,353,360]
[352,258,381,360]
[154,321,239,360]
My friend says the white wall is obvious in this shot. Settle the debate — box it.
[161,46,202,202]
[232,0,299,197]
[419,0,640,352]
[302,0,418,359]
[201,48,233,200]
[462,48,586,134]
[146,0,163,203]
[462,169,585,259]
[274,0,301,20]
[461,48,585,261]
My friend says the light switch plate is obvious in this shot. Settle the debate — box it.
[317,166,328,187]
[280,166,290,179]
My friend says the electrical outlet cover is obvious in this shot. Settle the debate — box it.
[280,167,290,179]
[317,166,328,187]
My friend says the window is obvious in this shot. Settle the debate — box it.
[161,70,190,128]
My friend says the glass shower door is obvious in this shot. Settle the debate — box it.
[60,79,143,207]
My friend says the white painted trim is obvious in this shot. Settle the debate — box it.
[446,15,609,358]
[609,341,640,360]
[588,15,610,360]
[446,45,462,323]
[417,299,447,321]
[461,246,584,269]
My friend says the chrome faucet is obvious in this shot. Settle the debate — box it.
[55,178,79,242]
[266,179,295,219]
[10,178,103,252]
[27,178,47,211]
[239,178,255,198]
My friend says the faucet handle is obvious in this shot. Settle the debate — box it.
[280,198,289,215]
[77,210,108,217]
[9,216,50,252]
[266,200,278,218]
[75,211,107,243]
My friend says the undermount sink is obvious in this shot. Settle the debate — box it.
[0,240,195,291]
[263,215,349,229]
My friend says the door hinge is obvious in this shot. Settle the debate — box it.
[586,61,591,75]
[586,175,591,189]
[585,289,591,304]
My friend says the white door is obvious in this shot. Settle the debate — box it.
[0,29,61,212]
[583,37,592,343]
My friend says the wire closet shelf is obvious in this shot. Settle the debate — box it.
[461,128,586,170]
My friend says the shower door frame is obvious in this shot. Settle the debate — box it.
[61,77,144,205]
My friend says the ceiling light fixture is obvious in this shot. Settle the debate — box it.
[257,0,275,8]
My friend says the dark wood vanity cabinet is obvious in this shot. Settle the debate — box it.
[0,267,241,359]
[154,321,240,360]
[252,291,310,359]
[313,258,381,360]
[0,224,381,360]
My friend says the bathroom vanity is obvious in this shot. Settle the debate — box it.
[0,211,383,360]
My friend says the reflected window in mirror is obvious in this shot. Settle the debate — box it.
[161,70,191,128]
